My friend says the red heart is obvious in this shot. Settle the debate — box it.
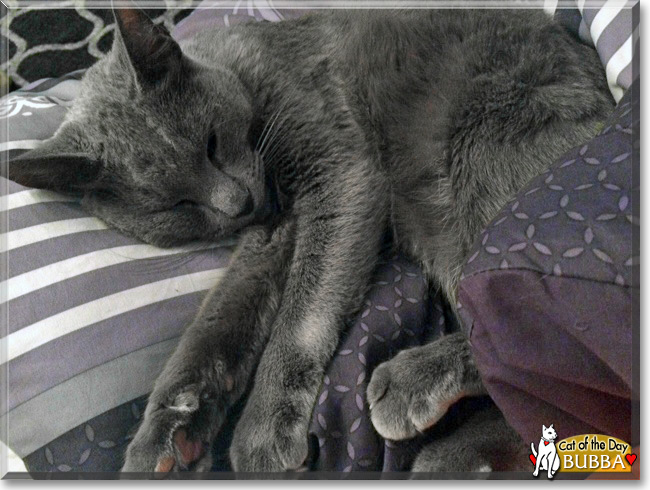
[544,441,550,446]
[626,454,637,466]
[530,454,537,466]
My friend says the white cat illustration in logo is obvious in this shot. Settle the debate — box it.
[531,424,561,479]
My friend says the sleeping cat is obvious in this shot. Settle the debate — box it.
[9,6,612,474]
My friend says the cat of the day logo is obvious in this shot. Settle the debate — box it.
[530,425,637,479]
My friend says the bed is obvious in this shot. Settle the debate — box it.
[0,0,638,477]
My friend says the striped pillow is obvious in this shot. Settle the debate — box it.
[0,75,236,460]
[0,3,311,467]
[546,0,638,102]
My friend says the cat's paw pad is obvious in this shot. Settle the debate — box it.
[367,346,466,441]
[123,425,211,475]
[154,429,210,472]
[121,383,227,473]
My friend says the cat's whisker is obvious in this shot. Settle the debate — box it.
[257,107,285,155]
[261,132,292,169]
[261,129,292,167]
[257,74,311,155]
[258,90,301,156]
[256,87,299,154]
[260,110,298,162]
[256,104,283,153]
[260,115,292,159]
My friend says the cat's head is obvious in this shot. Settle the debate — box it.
[9,8,267,246]
[542,424,557,441]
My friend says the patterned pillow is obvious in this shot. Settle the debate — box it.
[2,7,194,90]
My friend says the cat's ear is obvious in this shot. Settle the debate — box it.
[8,136,100,193]
[113,7,182,87]
[542,424,547,431]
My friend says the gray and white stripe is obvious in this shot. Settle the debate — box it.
[0,77,237,457]
[545,0,638,102]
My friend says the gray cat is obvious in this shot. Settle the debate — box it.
[9,6,612,474]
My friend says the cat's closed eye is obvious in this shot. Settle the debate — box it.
[173,199,199,210]
[206,130,218,165]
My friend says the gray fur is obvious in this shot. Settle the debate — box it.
[122,220,295,472]
[367,333,485,441]
[10,7,613,474]
[410,401,531,476]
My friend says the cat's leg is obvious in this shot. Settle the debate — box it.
[410,401,529,476]
[368,332,485,441]
[121,221,295,473]
[548,452,558,479]
[229,180,386,472]
[552,451,561,474]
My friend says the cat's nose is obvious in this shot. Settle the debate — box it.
[207,173,252,218]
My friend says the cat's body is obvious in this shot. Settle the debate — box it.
[182,9,610,297]
[10,8,612,473]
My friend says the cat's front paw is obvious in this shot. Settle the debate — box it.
[230,429,310,473]
[122,379,230,473]
[229,396,312,472]
[367,333,484,440]
[234,219,295,267]
[367,354,445,441]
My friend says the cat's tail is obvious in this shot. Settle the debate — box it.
[530,443,537,457]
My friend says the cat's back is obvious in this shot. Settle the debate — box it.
[279,9,609,165]
[376,9,613,294]
[333,9,608,125]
